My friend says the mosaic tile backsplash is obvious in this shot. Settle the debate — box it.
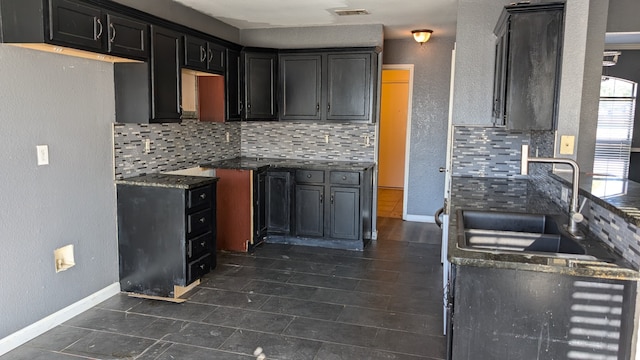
[114,120,376,179]
[451,126,530,178]
[241,121,376,161]
[113,119,240,179]
[589,200,640,269]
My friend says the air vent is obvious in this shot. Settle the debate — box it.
[334,9,370,16]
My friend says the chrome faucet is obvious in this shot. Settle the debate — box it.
[520,145,585,239]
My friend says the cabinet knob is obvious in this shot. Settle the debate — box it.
[331,194,334,204]
[307,174,312,178]
[200,193,206,199]
[327,103,330,113]
[316,103,320,113]
[95,19,104,39]
[201,241,206,247]
[342,176,347,180]
[200,264,206,270]
[199,217,206,223]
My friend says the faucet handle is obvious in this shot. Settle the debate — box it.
[571,212,584,223]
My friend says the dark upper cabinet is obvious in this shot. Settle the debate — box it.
[0,0,148,61]
[49,0,103,51]
[279,54,322,121]
[184,35,225,74]
[226,48,243,121]
[266,171,292,234]
[279,49,377,122]
[492,2,564,130]
[243,50,278,120]
[326,53,372,121]
[105,13,148,60]
[150,25,182,122]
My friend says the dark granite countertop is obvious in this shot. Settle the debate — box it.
[115,173,219,189]
[552,172,640,227]
[201,157,375,171]
[448,176,639,280]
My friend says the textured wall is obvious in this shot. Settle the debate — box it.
[113,120,241,179]
[0,46,118,338]
[241,122,375,161]
[382,37,455,217]
[112,0,240,43]
[240,24,384,49]
[451,0,510,125]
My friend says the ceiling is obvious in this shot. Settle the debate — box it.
[171,0,459,39]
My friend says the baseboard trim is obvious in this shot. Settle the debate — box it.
[404,214,435,223]
[0,282,120,356]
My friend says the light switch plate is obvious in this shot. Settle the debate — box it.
[559,135,575,155]
[36,145,49,165]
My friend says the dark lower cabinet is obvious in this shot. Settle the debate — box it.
[253,168,268,248]
[116,182,217,298]
[449,265,637,359]
[267,171,292,234]
[295,184,325,238]
[329,186,360,240]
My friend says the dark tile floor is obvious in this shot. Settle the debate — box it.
[2,218,445,360]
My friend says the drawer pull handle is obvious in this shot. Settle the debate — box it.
[331,194,334,204]
[109,23,116,43]
[95,19,103,39]
[320,194,323,203]
[307,174,312,178]
[200,193,206,199]
[199,217,206,223]
[200,46,206,62]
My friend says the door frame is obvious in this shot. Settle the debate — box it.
[378,64,415,220]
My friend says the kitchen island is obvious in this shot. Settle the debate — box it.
[446,176,639,360]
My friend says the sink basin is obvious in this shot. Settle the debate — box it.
[458,210,586,255]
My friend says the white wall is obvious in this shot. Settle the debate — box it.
[0,46,119,338]
[240,24,384,48]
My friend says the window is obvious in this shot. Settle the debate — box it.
[594,77,637,178]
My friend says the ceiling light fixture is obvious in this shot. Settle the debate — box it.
[412,29,433,45]
[603,51,621,67]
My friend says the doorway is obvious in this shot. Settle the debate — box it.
[377,66,413,219]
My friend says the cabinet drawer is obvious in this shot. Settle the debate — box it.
[295,170,324,183]
[187,208,213,236]
[187,186,213,209]
[187,231,212,260]
[187,253,213,284]
[330,171,360,185]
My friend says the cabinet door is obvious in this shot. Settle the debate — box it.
[49,0,103,51]
[106,14,147,60]
[267,171,291,234]
[330,187,360,240]
[226,49,243,121]
[295,185,324,238]
[492,31,507,125]
[184,35,208,71]
[150,26,181,122]
[505,8,562,130]
[244,51,278,120]
[326,53,371,121]
[253,169,268,246]
[207,42,225,73]
[280,54,322,121]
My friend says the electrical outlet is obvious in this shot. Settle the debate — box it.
[559,135,575,155]
[324,135,329,143]
[54,244,75,273]
[36,145,49,166]
[226,132,230,143]
[144,139,151,153]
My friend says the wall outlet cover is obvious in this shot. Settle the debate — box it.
[559,135,575,155]
[54,244,75,273]
[36,145,49,166]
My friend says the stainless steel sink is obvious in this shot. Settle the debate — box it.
[458,210,587,255]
